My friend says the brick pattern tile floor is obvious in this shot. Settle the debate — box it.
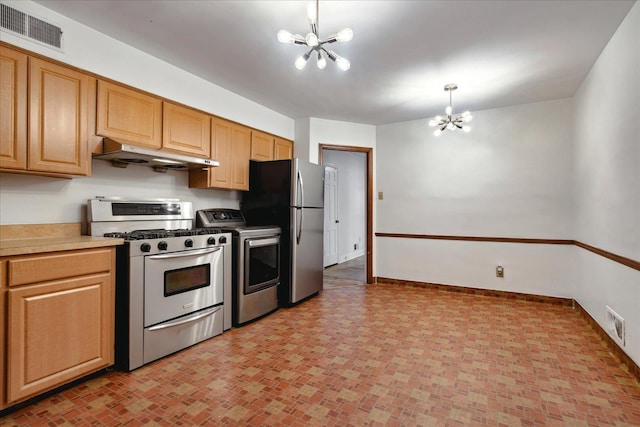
[2,284,640,426]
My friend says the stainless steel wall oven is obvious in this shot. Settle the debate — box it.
[89,198,232,371]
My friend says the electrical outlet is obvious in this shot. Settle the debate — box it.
[378,192,384,200]
[496,265,504,278]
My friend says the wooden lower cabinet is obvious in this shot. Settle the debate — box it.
[0,259,6,410]
[2,248,115,405]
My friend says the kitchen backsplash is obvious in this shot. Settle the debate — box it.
[0,160,240,234]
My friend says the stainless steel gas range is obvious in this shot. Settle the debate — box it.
[88,198,232,371]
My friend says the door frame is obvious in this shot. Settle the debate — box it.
[323,163,339,267]
[319,144,373,284]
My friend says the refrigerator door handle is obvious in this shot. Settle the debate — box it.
[296,169,304,244]
[296,207,303,245]
[297,169,304,207]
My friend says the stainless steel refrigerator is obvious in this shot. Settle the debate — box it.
[241,159,324,306]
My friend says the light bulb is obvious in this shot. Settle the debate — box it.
[428,119,437,127]
[336,28,353,42]
[305,32,319,47]
[295,54,309,70]
[461,110,471,117]
[307,2,317,24]
[434,129,442,136]
[277,30,295,44]
[462,126,471,133]
[434,115,442,122]
[461,112,473,122]
[317,52,326,69]
[446,122,454,130]
[445,105,452,115]
[336,56,350,71]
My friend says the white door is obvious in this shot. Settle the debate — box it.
[323,165,338,267]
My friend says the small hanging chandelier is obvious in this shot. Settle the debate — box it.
[277,0,353,71]
[429,84,472,136]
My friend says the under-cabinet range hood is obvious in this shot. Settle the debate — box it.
[93,138,219,173]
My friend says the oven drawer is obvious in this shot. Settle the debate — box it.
[143,305,223,365]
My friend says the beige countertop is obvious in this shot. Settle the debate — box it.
[0,223,124,257]
[0,235,124,257]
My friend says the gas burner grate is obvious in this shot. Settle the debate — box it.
[104,228,223,241]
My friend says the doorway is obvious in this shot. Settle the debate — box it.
[319,144,373,284]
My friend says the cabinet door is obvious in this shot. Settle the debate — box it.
[0,47,27,171]
[7,272,114,402]
[230,124,251,190]
[96,80,162,149]
[189,120,251,190]
[0,259,6,410]
[163,102,211,157]
[28,57,90,176]
[208,117,233,188]
[250,130,274,161]
[274,137,293,160]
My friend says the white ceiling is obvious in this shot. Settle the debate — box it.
[34,0,634,125]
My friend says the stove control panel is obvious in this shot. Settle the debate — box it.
[125,232,232,257]
[196,209,245,228]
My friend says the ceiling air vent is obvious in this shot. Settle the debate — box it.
[1,3,63,51]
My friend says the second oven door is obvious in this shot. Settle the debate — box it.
[144,247,223,327]
[244,236,280,295]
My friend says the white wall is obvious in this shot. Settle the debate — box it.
[309,118,376,274]
[0,161,240,233]
[0,0,294,139]
[572,2,639,366]
[309,118,376,164]
[323,150,366,263]
[376,98,576,298]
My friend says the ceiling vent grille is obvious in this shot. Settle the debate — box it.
[1,3,63,50]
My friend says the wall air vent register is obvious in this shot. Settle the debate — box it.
[0,3,63,51]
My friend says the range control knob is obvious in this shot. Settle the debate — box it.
[158,241,168,250]
[140,243,151,253]
[218,236,227,244]
[185,239,194,248]
[207,236,216,245]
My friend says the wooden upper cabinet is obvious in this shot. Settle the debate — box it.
[202,117,233,188]
[189,118,250,190]
[28,57,90,176]
[96,80,162,149]
[230,124,251,190]
[274,137,293,160]
[250,130,274,161]
[0,47,27,171]
[163,102,210,157]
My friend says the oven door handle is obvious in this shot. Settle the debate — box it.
[247,237,280,248]
[147,306,222,331]
[147,247,221,260]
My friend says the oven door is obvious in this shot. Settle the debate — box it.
[144,247,223,327]
[243,236,280,294]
